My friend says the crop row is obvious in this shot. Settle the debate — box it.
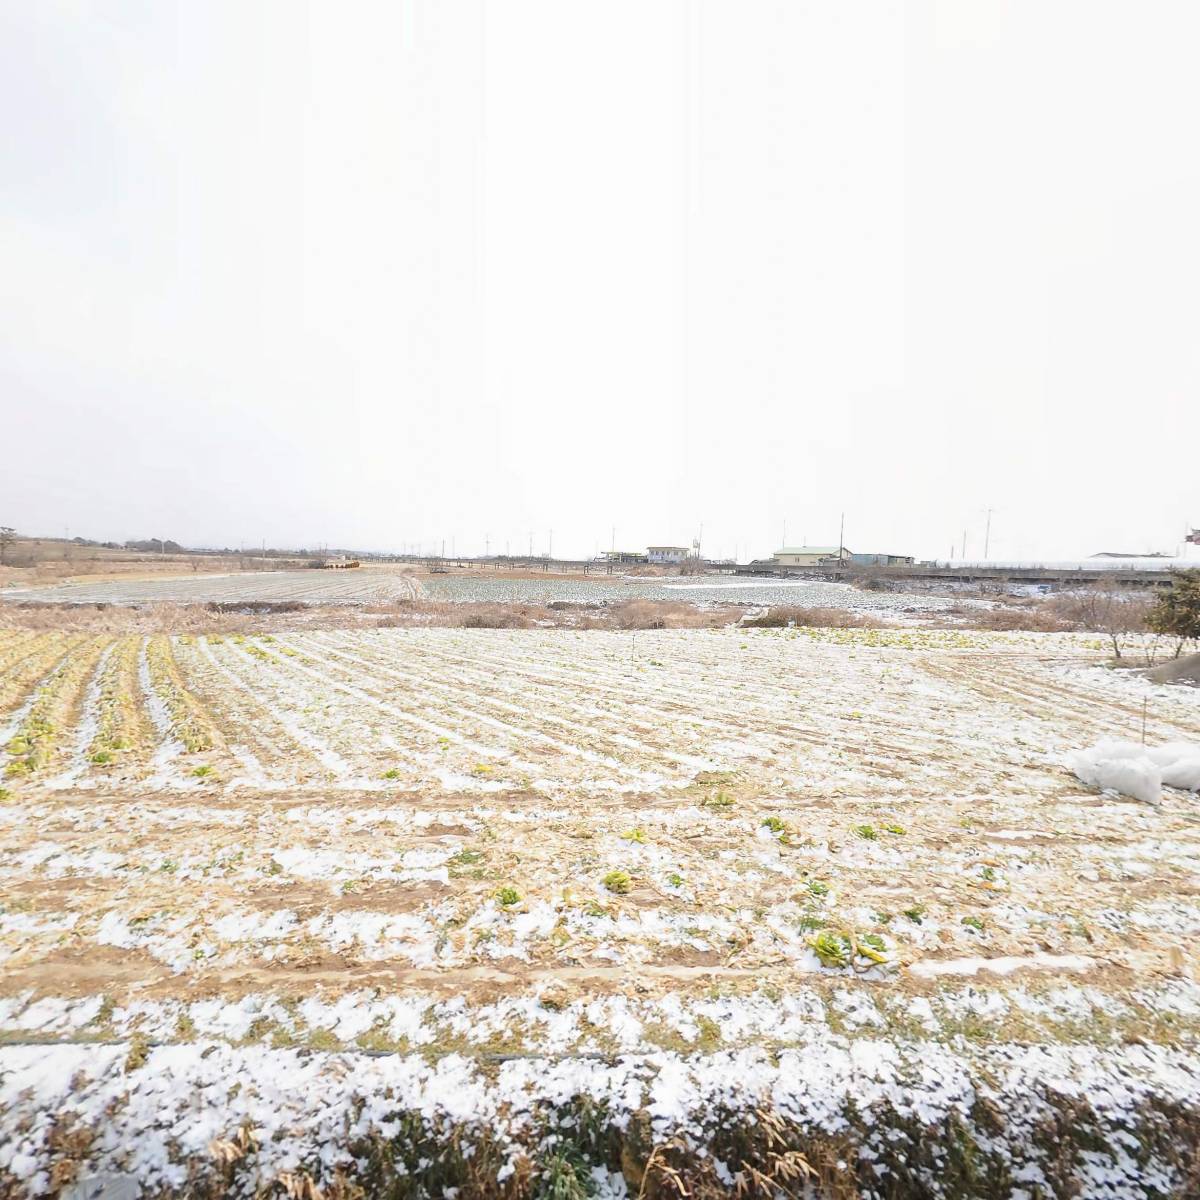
[3,762,1194,990]
[142,635,221,755]
[87,636,152,768]
[0,625,1195,797]
[3,636,108,777]
[0,633,80,726]
[4,974,1198,1056]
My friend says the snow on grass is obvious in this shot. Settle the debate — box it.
[2,1038,1197,1198]
[4,978,1197,1053]
[908,953,1096,979]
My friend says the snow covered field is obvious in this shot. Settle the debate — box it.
[2,568,963,613]
[0,569,423,607]
[422,572,959,611]
[2,624,1199,1196]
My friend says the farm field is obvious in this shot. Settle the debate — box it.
[2,623,1200,1195]
[388,568,969,609]
[420,573,964,612]
[0,569,424,607]
[0,568,966,614]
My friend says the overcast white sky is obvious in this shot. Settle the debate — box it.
[3,1,1198,562]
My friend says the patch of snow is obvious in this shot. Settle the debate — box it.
[910,953,1095,979]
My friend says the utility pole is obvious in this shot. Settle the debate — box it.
[961,530,967,559]
[548,530,553,560]
[485,533,490,558]
[528,531,533,559]
[983,508,995,559]
[839,512,845,561]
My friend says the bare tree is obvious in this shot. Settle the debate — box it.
[1048,579,1151,659]
[0,526,14,565]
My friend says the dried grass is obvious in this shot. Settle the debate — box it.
[608,600,731,630]
[945,604,1075,633]
[943,587,1154,645]
[1,598,754,636]
[0,602,260,635]
[742,606,886,629]
[0,550,254,586]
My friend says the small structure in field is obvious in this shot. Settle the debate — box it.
[604,550,648,565]
[850,552,915,567]
[320,555,360,569]
[774,546,845,568]
[647,545,691,564]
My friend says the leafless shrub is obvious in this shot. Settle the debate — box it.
[855,576,893,592]
[370,600,536,628]
[459,608,533,629]
[847,568,897,592]
[611,599,670,629]
[955,605,1075,633]
[742,606,885,629]
[609,599,730,629]
[206,601,305,615]
[939,584,1153,649]
[1042,583,1152,657]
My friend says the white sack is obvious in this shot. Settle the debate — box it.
[1068,741,1162,804]
[1147,742,1200,791]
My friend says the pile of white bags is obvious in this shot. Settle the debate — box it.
[1068,740,1200,804]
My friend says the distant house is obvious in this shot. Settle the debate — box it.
[774,546,845,567]
[647,545,690,564]
[850,552,915,567]
[603,550,648,565]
